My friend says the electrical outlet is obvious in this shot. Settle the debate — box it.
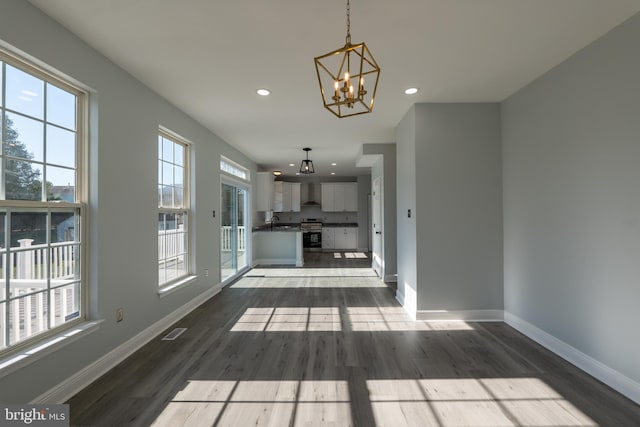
[204,269,209,277]
[116,308,124,322]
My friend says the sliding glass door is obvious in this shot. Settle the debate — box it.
[221,182,249,282]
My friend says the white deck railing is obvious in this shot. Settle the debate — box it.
[158,226,186,260]
[220,226,246,252]
[3,226,247,348]
[1,239,78,348]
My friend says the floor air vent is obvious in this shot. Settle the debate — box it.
[161,327,187,341]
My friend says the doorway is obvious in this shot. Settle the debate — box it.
[221,181,249,282]
[372,176,383,278]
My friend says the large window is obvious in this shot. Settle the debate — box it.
[158,130,190,287]
[0,51,85,352]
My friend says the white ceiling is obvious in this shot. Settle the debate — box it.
[29,0,640,178]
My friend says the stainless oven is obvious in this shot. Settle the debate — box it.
[301,219,322,250]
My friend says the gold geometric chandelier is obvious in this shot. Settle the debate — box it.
[314,0,380,118]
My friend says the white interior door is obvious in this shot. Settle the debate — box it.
[372,177,383,278]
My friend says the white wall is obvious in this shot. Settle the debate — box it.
[395,108,418,313]
[0,0,256,402]
[357,175,372,250]
[503,12,640,393]
[363,143,397,281]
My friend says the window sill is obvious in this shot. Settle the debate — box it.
[0,320,103,379]
[158,275,198,298]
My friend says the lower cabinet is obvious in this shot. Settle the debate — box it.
[322,228,335,249]
[322,227,357,250]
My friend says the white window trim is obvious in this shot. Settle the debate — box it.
[0,320,102,380]
[158,128,192,290]
[0,47,88,357]
[220,155,250,182]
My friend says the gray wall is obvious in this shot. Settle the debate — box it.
[503,13,640,385]
[0,0,256,402]
[396,104,503,314]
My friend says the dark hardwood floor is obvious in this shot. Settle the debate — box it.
[67,251,640,426]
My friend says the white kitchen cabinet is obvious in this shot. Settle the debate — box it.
[275,182,301,212]
[322,228,335,249]
[334,227,357,249]
[256,172,274,211]
[273,181,283,212]
[342,183,357,211]
[323,227,357,250]
[321,182,357,212]
[321,183,335,211]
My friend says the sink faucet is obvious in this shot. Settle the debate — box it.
[270,215,280,230]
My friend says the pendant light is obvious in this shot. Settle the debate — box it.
[299,148,315,174]
[314,0,380,118]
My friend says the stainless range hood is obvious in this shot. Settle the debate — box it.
[302,182,321,206]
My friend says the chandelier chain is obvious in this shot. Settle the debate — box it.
[345,0,351,45]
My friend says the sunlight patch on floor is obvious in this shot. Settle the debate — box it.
[231,307,341,332]
[151,380,352,427]
[243,267,378,278]
[151,378,596,427]
[231,272,384,289]
[366,378,597,427]
[230,306,474,332]
[332,252,368,259]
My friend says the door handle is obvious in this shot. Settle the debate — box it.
[375,231,382,235]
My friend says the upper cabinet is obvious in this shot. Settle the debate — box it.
[256,172,274,211]
[321,182,358,212]
[274,181,301,212]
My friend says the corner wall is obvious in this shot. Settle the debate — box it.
[502,12,640,396]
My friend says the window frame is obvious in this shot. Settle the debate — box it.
[220,155,250,182]
[0,47,87,356]
[157,128,191,289]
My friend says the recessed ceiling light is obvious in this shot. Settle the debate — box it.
[331,172,336,175]
[272,170,282,176]
[257,88,271,96]
[289,163,295,167]
[331,163,337,166]
[404,87,419,95]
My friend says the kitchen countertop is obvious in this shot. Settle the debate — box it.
[253,223,301,232]
[253,222,358,231]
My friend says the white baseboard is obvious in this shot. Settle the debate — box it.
[253,258,300,266]
[417,309,504,322]
[395,286,417,321]
[504,311,640,405]
[32,285,222,404]
[384,274,397,283]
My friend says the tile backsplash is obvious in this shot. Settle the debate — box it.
[271,206,357,224]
